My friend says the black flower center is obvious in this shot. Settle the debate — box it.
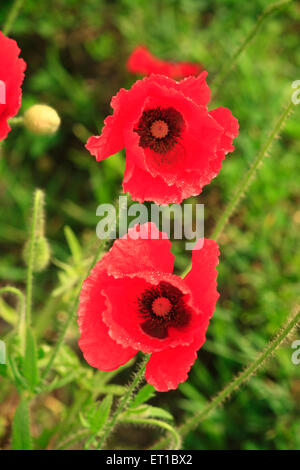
[134,107,185,154]
[138,281,191,339]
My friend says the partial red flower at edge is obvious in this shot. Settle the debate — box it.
[127,45,202,80]
[78,223,220,392]
[86,73,239,205]
[0,31,26,141]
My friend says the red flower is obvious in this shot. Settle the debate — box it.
[127,46,202,79]
[78,223,219,392]
[0,31,26,141]
[86,73,238,204]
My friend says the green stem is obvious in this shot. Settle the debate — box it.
[97,354,150,450]
[41,241,104,381]
[182,99,294,278]
[211,101,294,242]
[0,286,26,353]
[212,0,292,95]
[121,417,182,450]
[152,308,300,449]
[3,0,25,35]
[26,190,43,329]
[8,117,24,126]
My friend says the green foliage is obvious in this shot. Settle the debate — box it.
[11,399,32,450]
[23,327,39,391]
[0,0,299,451]
[130,384,156,408]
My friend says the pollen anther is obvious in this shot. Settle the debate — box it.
[152,297,172,317]
[150,120,169,139]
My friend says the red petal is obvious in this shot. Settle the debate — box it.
[78,268,137,370]
[0,32,26,141]
[106,222,174,277]
[123,159,183,204]
[209,106,239,173]
[127,46,202,80]
[184,239,220,320]
[145,338,203,391]
[85,114,124,161]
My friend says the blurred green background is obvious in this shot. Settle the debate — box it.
[0,0,299,450]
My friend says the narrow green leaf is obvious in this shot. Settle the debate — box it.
[23,327,39,391]
[90,395,113,434]
[143,406,174,421]
[64,226,82,263]
[131,384,156,408]
[11,399,32,450]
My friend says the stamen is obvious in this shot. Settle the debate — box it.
[152,297,172,317]
[150,120,169,139]
[138,281,191,339]
[134,106,184,154]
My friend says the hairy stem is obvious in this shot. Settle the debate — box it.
[26,189,44,329]
[182,99,294,278]
[97,354,150,450]
[152,307,300,449]
[211,100,294,242]
[8,117,24,126]
[212,0,292,95]
[3,0,25,35]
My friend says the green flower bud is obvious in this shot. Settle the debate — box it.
[23,236,50,272]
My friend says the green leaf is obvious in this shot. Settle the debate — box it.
[125,405,174,422]
[131,384,156,408]
[90,395,113,434]
[11,399,32,450]
[64,226,82,263]
[23,327,39,391]
[143,406,174,421]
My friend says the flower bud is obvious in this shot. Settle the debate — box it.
[24,104,60,135]
[23,236,50,272]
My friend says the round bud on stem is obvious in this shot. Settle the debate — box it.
[24,104,60,135]
[23,236,50,272]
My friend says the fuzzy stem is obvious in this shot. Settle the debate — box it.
[8,117,24,126]
[211,101,294,242]
[182,99,294,278]
[212,0,292,95]
[152,307,300,449]
[25,189,44,329]
[0,286,26,353]
[97,354,150,450]
[3,0,25,35]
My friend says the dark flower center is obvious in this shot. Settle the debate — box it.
[138,281,191,339]
[134,107,185,154]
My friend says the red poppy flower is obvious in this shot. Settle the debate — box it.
[127,46,202,79]
[86,73,238,204]
[78,223,219,392]
[0,31,26,141]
